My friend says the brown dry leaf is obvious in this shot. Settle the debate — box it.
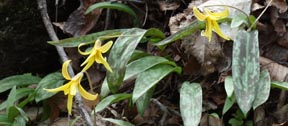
[260,57,288,81]
[267,0,288,13]
[273,104,288,123]
[270,7,286,36]
[158,1,180,11]
[61,0,102,36]
[278,32,288,49]
[181,32,230,75]
[208,114,222,126]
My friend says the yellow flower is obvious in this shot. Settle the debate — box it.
[78,40,113,72]
[193,7,230,42]
[44,60,98,115]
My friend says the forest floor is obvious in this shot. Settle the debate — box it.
[0,0,288,126]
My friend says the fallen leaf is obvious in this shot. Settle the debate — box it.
[260,57,288,81]
[62,0,102,36]
[267,0,288,13]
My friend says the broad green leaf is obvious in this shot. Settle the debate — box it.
[124,56,170,81]
[86,2,139,26]
[94,94,131,113]
[0,74,41,93]
[0,115,10,125]
[8,106,29,124]
[154,20,205,46]
[143,28,165,43]
[132,64,179,103]
[102,118,134,126]
[35,72,64,102]
[136,86,156,115]
[271,81,288,90]
[8,106,18,122]
[229,118,243,126]
[6,86,17,111]
[0,88,34,111]
[100,78,110,97]
[231,13,249,28]
[107,28,147,93]
[225,76,234,98]
[128,50,150,63]
[12,116,26,126]
[48,29,126,47]
[222,94,236,115]
[232,30,260,115]
[253,69,271,109]
[180,82,202,126]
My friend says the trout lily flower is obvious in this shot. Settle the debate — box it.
[78,40,113,72]
[44,60,98,115]
[193,7,230,42]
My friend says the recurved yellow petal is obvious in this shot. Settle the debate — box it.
[62,60,72,80]
[205,7,229,20]
[193,7,207,21]
[78,43,93,55]
[203,18,213,41]
[78,84,98,100]
[95,52,112,72]
[44,83,70,93]
[94,39,102,49]
[99,41,113,53]
[211,20,230,40]
[81,60,94,72]
[67,94,73,115]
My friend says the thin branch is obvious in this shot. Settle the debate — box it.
[36,0,93,125]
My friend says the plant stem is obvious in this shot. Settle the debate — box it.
[247,0,273,31]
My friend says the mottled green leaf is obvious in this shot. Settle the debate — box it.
[231,13,249,28]
[223,94,236,115]
[6,86,17,111]
[232,30,260,115]
[102,118,134,126]
[225,76,234,98]
[86,2,139,26]
[180,82,202,126]
[132,64,179,103]
[136,86,156,115]
[154,20,205,46]
[0,115,10,125]
[128,50,150,63]
[0,88,34,111]
[48,29,126,47]
[253,69,270,109]
[124,56,170,81]
[271,81,288,90]
[35,72,64,102]
[107,28,147,93]
[94,94,131,113]
[0,74,41,93]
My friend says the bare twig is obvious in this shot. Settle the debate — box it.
[37,0,93,125]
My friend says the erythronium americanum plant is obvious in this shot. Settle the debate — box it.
[193,7,230,42]
[44,60,98,115]
[78,39,113,72]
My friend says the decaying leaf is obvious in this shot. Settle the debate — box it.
[267,0,288,13]
[260,57,288,81]
[59,0,102,36]
[158,0,180,11]
[181,31,230,75]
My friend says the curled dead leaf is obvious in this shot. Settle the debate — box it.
[260,56,288,81]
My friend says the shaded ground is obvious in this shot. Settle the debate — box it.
[0,0,60,78]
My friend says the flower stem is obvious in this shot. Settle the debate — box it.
[247,0,273,31]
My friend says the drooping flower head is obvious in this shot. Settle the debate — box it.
[193,7,230,42]
[78,40,113,72]
[44,60,98,115]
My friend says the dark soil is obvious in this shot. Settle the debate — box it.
[0,0,60,78]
